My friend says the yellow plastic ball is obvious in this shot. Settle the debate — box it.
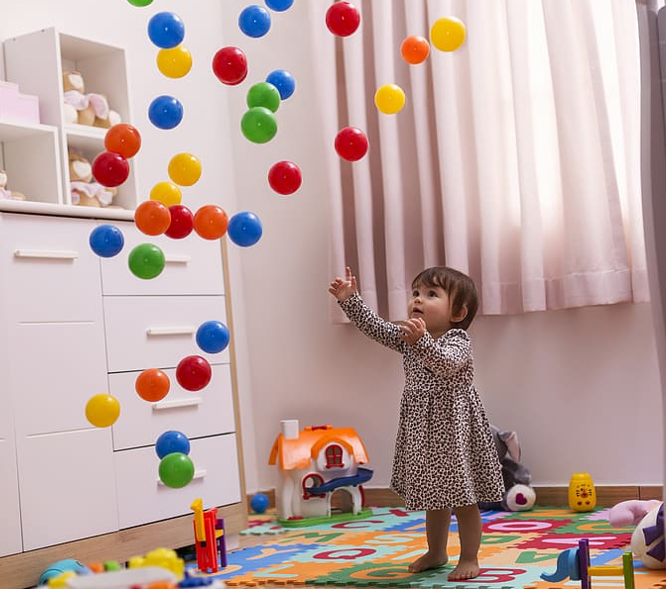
[168,153,202,187]
[430,16,466,52]
[150,181,182,207]
[374,84,406,115]
[157,45,193,79]
[85,394,120,428]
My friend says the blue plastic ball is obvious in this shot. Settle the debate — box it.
[265,0,294,11]
[155,430,191,459]
[196,321,231,354]
[266,69,295,100]
[89,225,124,258]
[227,211,263,247]
[239,5,271,38]
[148,95,183,130]
[148,12,185,49]
[251,493,270,514]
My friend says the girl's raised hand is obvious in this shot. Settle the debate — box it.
[328,266,358,301]
[399,317,426,345]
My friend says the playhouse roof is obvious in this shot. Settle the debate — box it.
[268,425,369,470]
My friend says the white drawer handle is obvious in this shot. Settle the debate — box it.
[158,469,206,485]
[146,327,195,336]
[152,396,203,410]
[14,249,78,260]
[165,254,191,264]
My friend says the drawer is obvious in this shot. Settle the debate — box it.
[9,321,108,437]
[110,364,236,450]
[103,295,230,372]
[0,214,102,322]
[114,433,241,529]
[17,428,118,550]
[100,221,225,296]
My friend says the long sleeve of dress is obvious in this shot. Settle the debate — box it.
[409,329,471,377]
[338,292,405,353]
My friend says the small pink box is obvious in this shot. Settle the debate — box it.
[0,80,40,124]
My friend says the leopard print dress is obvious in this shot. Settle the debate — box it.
[339,293,504,510]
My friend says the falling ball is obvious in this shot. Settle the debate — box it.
[400,35,430,64]
[128,243,166,280]
[196,320,230,354]
[176,355,212,391]
[268,161,302,195]
[227,211,263,247]
[168,153,202,186]
[135,200,171,236]
[85,394,120,428]
[150,181,182,207]
[157,45,193,78]
[193,205,229,240]
[165,205,194,239]
[212,46,248,86]
[374,84,406,115]
[135,368,170,402]
[239,5,272,38]
[430,16,466,52]
[105,124,141,159]
[246,82,281,113]
[127,0,153,5]
[241,107,278,144]
[326,1,361,37]
[148,95,183,130]
[89,225,124,258]
[92,151,130,187]
[265,0,294,11]
[334,127,369,161]
[148,12,185,49]
[266,69,295,100]
[155,430,191,459]
[159,452,195,488]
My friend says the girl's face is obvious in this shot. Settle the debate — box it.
[408,283,454,336]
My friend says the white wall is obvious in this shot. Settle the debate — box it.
[219,0,663,491]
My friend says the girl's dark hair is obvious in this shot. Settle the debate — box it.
[411,266,479,330]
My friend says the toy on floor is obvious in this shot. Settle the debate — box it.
[191,498,227,574]
[38,559,91,586]
[610,500,665,569]
[541,538,635,589]
[479,424,536,512]
[251,492,270,514]
[569,472,597,512]
[269,420,373,524]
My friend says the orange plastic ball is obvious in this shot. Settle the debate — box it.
[105,124,142,159]
[135,200,172,236]
[135,368,170,402]
[400,35,430,64]
[193,205,229,240]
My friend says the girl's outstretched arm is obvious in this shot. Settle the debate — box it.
[409,330,471,377]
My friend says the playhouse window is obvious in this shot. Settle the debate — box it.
[325,444,344,468]
[302,473,325,500]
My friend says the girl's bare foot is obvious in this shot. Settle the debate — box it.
[408,551,448,573]
[448,559,479,580]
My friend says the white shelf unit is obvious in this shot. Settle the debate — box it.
[4,28,139,211]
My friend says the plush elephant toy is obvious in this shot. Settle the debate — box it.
[479,425,537,512]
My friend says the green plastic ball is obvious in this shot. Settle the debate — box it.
[241,107,278,144]
[128,243,165,280]
[158,452,195,488]
[246,82,281,113]
[127,0,154,5]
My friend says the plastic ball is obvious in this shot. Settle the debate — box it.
[166,204,194,239]
[227,211,263,247]
[239,5,271,38]
[168,153,202,186]
[158,452,195,488]
[150,181,182,207]
[148,12,185,49]
[89,225,124,258]
[241,107,277,144]
[430,16,466,52]
[268,160,302,195]
[176,355,212,391]
[128,243,166,280]
[334,126,368,161]
[212,46,248,86]
[157,45,193,78]
[246,82,280,113]
[400,35,430,64]
[196,320,230,354]
[135,368,170,402]
[85,394,120,428]
[148,95,183,130]
[105,124,141,159]
[266,69,295,100]
[92,151,130,187]
[374,84,406,115]
[265,0,294,11]
[193,205,229,240]
[251,493,270,514]
[127,0,153,5]
[155,430,190,459]
[326,1,361,37]
[135,200,171,236]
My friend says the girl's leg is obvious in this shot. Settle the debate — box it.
[449,504,481,580]
[408,508,451,573]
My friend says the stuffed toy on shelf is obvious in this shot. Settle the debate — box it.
[0,169,26,201]
[69,147,119,208]
[62,71,121,128]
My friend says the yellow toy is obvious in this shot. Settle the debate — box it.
[568,472,597,512]
[128,547,184,579]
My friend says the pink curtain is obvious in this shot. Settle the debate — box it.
[308,0,647,321]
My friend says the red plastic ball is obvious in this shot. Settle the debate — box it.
[92,151,130,187]
[268,161,302,195]
[326,1,361,37]
[165,204,194,239]
[105,123,142,158]
[212,46,248,86]
[334,127,368,161]
[176,355,212,391]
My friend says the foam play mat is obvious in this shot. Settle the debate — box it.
[186,507,666,588]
